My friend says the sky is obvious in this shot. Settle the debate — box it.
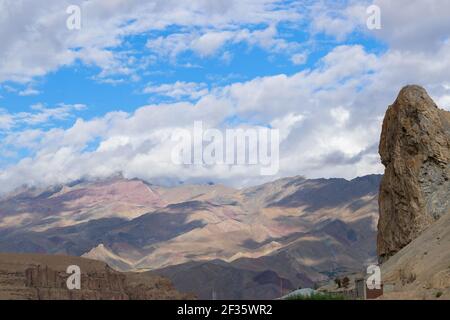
[0,0,450,192]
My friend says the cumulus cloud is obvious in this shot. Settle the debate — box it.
[291,53,308,65]
[0,44,383,192]
[2,0,446,84]
[306,0,450,52]
[1,0,450,193]
[0,111,14,131]
[0,103,86,131]
[143,82,209,100]
[309,1,369,40]
[372,0,450,51]
[18,87,41,97]
[0,0,301,83]
[146,24,300,62]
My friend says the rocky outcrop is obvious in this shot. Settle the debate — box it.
[377,85,450,262]
[23,264,128,300]
[0,253,193,300]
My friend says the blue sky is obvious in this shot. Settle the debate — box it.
[4,26,344,113]
[0,1,385,119]
[0,0,449,192]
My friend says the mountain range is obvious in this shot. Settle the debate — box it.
[0,173,381,299]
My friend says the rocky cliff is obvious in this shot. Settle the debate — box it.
[377,85,450,261]
[0,253,193,300]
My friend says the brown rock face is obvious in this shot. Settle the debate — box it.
[0,253,193,300]
[377,85,450,262]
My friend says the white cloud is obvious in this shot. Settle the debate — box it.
[2,85,17,93]
[1,0,450,194]
[0,44,385,193]
[18,87,41,96]
[0,0,301,83]
[330,106,350,127]
[437,95,450,110]
[372,0,450,51]
[191,31,235,57]
[291,53,308,65]
[0,111,14,130]
[309,1,369,41]
[0,103,86,131]
[146,24,299,62]
[306,0,450,53]
[1,0,449,84]
[143,81,209,100]
[3,30,450,194]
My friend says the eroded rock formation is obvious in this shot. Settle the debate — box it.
[377,85,450,262]
[0,253,193,300]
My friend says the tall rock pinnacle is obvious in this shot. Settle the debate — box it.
[377,85,450,262]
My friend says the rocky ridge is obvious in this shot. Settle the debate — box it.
[0,253,192,300]
[377,85,450,261]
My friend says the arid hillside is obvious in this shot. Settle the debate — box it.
[381,211,450,299]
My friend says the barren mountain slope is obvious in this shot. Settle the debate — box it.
[0,176,165,232]
[0,173,381,299]
[381,210,450,299]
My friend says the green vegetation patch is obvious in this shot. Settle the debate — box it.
[286,292,347,300]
